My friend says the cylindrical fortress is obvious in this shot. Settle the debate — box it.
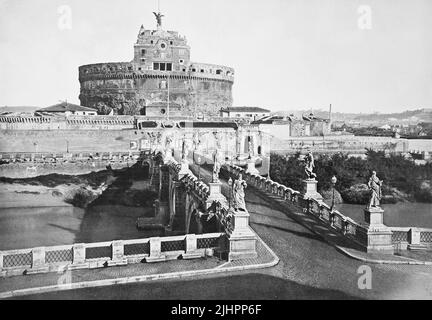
[79,13,234,117]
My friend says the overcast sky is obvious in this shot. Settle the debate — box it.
[0,0,431,113]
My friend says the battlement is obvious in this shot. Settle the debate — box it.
[79,62,234,83]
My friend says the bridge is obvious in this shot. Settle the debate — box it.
[1,130,432,298]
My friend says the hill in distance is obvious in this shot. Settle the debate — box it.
[0,106,39,113]
[273,108,432,124]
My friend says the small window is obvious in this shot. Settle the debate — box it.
[216,69,222,75]
[160,43,166,49]
[153,63,159,70]
[150,40,154,44]
[161,109,166,114]
[200,69,204,73]
[160,63,166,71]
[167,63,172,71]
[138,67,142,71]
[182,68,186,72]
[141,58,145,63]
[170,41,173,45]
[192,68,196,72]
[141,49,146,56]
[179,59,184,64]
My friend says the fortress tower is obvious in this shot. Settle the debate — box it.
[79,12,234,116]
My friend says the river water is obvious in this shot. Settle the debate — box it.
[0,205,160,251]
[337,202,432,228]
[1,199,430,251]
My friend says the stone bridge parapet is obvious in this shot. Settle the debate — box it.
[223,164,432,253]
[0,233,223,278]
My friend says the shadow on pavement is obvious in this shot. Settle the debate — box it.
[14,273,361,300]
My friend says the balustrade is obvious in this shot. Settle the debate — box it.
[0,232,223,277]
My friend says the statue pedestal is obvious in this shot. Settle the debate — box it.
[302,179,323,201]
[361,207,394,254]
[206,182,225,209]
[245,159,259,175]
[163,150,174,164]
[178,161,190,177]
[227,209,257,261]
[364,206,385,225]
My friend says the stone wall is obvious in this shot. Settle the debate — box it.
[270,135,409,154]
[78,65,234,116]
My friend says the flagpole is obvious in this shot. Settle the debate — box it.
[167,73,170,121]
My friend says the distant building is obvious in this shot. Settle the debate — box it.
[220,107,271,120]
[254,113,331,137]
[379,124,391,130]
[36,102,98,116]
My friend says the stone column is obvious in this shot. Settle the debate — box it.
[69,243,88,270]
[0,251,5,277]
[227,210,257,261]
[146,237,166,263]
[107,241,128,266]
[362,207,394,254]
[27,247,49,274]
[182,234,202,259]
[408,228,426,250]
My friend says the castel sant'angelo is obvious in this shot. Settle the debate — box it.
[79,11,234,117]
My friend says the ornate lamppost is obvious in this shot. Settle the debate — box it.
[331,175,337,211]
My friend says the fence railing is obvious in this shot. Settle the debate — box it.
[0,233,223,277]
[223,164,432,250]
[0,151,142,164]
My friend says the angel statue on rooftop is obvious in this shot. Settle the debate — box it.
[153,12,164,28]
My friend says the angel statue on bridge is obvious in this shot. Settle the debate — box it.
[212,148,223,183]
[367,171,383,209]
[303,151,317,180]
[181,137,189,163]
[232,174,248,212]
[164,135,174,160]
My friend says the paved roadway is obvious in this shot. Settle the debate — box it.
[20,165,432,300]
